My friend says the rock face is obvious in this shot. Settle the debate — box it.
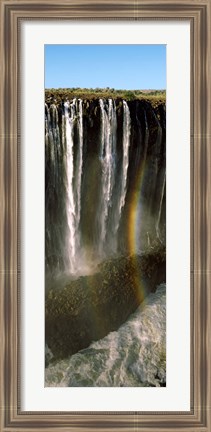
[45,247,165,361]
[45,98,166,276]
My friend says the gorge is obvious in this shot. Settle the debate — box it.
[45,92,166,385]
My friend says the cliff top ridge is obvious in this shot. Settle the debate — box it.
[45,88,166,107]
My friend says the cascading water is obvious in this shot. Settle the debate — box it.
[45,103,60,178]
[98,98,117,255]
[74,99,83,252]
[64,99,131,274]
[64,99,86,274]
[63,97,131,272]
[111,100,131,247]
[64,100,77,272]
[45,97,166,276]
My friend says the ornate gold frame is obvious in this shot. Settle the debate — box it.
[0,1,211,430]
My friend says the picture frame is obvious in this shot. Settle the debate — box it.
[0,0,210,430]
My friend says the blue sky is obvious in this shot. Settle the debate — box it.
[45,45,166,90]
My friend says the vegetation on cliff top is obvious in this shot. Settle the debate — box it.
[45,87,166,107]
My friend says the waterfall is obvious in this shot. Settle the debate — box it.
[98,99,117,255]
[45,97,166,276]
[98,99,131,256]
[64,100,77,272]
[111,100,131,252]
[64,99,86,273]
[116,100,131,224]
[45,104,60,176]
[75,99,83,251]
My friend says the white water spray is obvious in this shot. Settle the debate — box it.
[111,100,131,248]
[75,99,83,251]
[98,99,117,253]
[64,100,77,273]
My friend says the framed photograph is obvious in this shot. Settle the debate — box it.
[1,0,210,431]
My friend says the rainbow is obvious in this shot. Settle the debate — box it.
[127,161,148,304]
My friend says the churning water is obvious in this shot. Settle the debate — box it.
[45,283,166,387]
